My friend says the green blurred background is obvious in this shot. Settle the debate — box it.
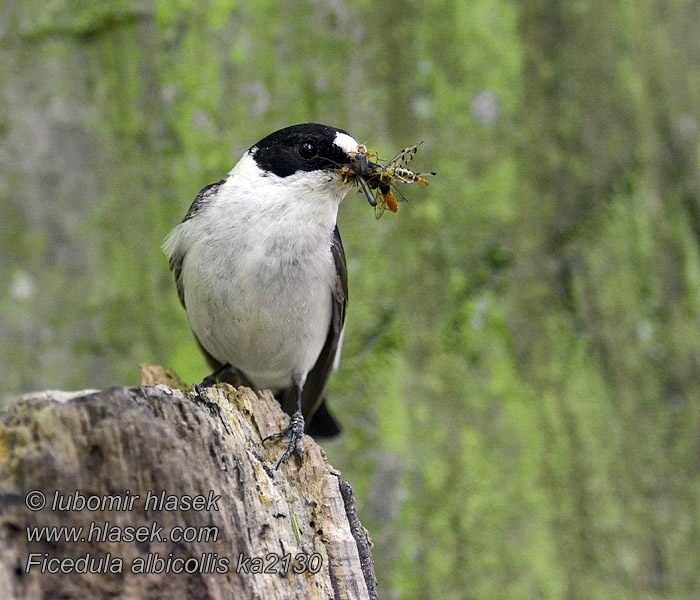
[2,0,700,598]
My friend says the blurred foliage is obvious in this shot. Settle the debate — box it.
[2,0,700,598]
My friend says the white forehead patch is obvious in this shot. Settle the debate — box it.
[334,131,360,154]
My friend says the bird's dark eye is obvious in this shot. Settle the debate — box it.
[299,142,318,159]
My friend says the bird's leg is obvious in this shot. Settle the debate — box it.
[263,382,305,469]
[199,363,232,388]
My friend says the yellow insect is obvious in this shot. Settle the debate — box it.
[341,142,435,218]
[365,143,435,219]
[343,144,380,207]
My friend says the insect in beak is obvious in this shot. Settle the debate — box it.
[343,142,435,217]
[342,144,380,207]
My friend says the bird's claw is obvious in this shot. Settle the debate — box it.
[263,411,305,469]
[198,363,232,388]
[200,373,219,388]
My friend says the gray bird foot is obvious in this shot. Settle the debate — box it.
[263,410,305,469]
[199,363,231,388]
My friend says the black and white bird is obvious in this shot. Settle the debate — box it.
[163,123,362,468]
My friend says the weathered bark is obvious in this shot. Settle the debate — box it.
[0,366,377,600]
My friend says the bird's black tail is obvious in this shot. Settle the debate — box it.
[306,398,341,438]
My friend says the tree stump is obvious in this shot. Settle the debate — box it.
[0,366,377,600]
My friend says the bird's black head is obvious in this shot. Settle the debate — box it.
[249,123,357,178]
